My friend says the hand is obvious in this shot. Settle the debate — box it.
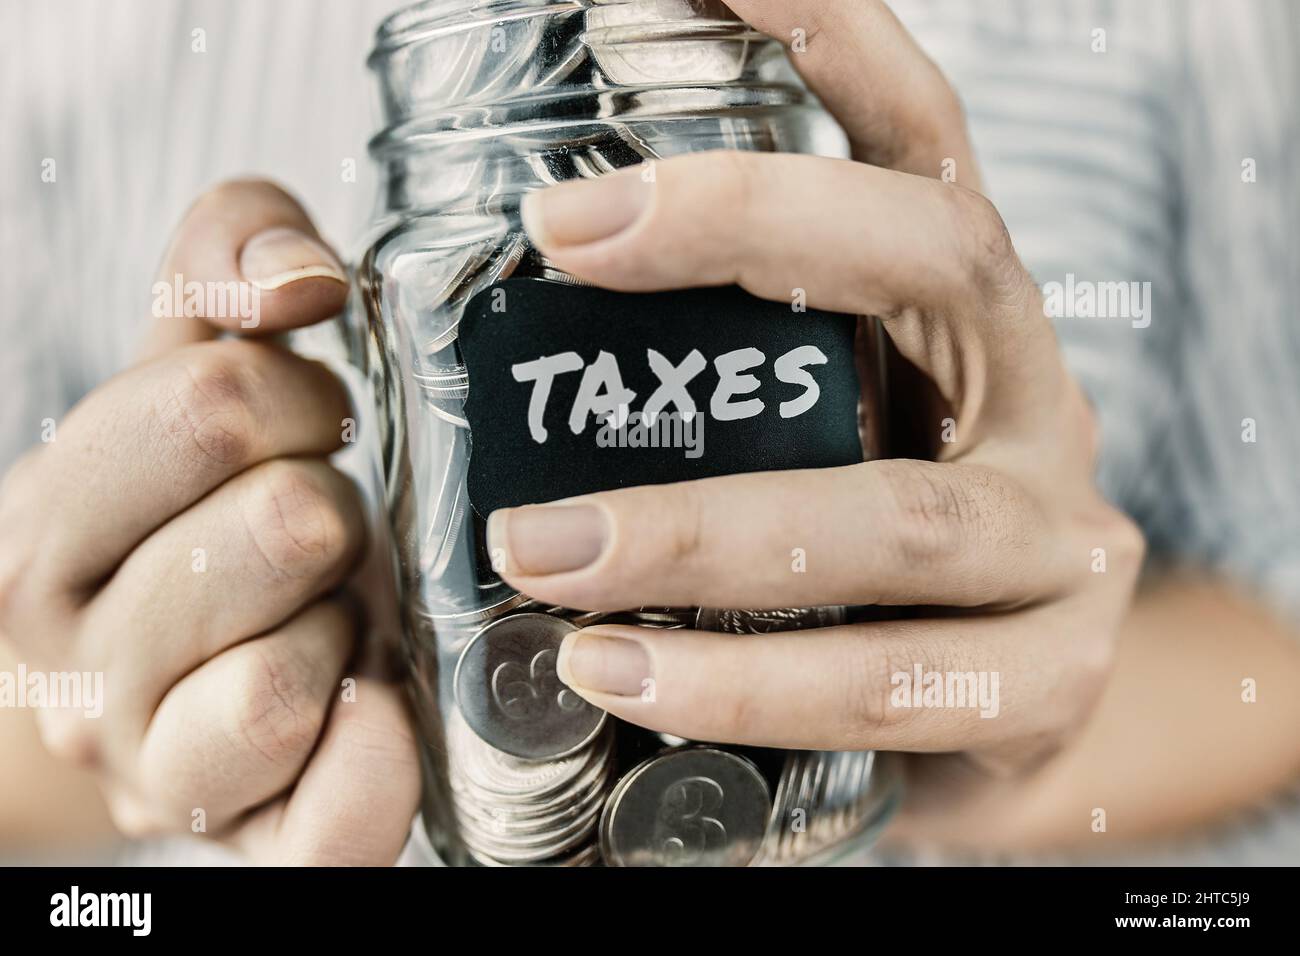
[0,180,418,864]
[488,0,1144,829]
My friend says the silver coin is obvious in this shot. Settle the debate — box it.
[584,1,755,87]
[460,797,603,864]
[626,608,694,626]
[419,431,468,581]
[454,613,606,760]
[444,704,613,864]
[593,610,686,629]
[413,368,469,400]
[416,249,487,357]
[428,403,470,429]
[417,232,529,360]
[456,765,611,827]
[694,605,847,634]
[448,708,612,804]
[567,609,612,628]
[466,839,600,869]
[459,792,605,849]
[601,747,770,867]
[567,607,693,629]
[420,589,531,629]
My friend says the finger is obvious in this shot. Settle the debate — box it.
[227,650,420,866]
[0,450,80,658]
[520,151,1063,441]
[724,0,978,182]
[80,459,366,742]
[146,178,348,355]
[129,597,356,832]
[487,459,1064,612]
[553,613,1065,752]
[3,338,351,600]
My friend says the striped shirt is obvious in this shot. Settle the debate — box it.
[1,0,1297,864]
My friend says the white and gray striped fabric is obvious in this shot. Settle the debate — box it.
[1,0,1297,864]
[894,0,1300,623]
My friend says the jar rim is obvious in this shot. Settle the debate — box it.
[370,0,755,60]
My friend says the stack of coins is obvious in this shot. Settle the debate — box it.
[447,707,613,866]
[447,611,614,865]
[429,597,896,866]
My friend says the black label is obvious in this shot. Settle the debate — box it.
[458,279,861,516]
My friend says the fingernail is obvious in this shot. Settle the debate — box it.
[239,226,348,290]
[487,504,608,576]
[557,629,652,698]
[521,170,652,248]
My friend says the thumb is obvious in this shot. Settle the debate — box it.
[144,178,349,359]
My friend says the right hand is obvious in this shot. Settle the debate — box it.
[0,180,419,864]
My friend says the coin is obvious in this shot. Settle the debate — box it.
[448,707,612,804]
[694,605,847,634]
[584,0,756,87]
[454,612,606,760]
[600,747,771,867]
[420,588,531,629]
[566,607,694,629]
[444,704,613,866]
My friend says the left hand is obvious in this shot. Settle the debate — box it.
[487,0,1144,809]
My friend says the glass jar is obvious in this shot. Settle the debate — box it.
[356,0,901,866]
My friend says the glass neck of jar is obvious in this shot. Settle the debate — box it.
[365,0,818,219]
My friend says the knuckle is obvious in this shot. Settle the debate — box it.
[669,151,763,288]
[950,186,1010,258]
[244,463,354,583]
[1044,638,1115,741]
[883,462,981,567]
[947,186,1023,296]
[190,176,280,215]
[230,644,327,767]
[931,82,968,138]
[330,707,418,772]
[34,708,101,769]
[159,347,259,469]
[660,482,707,575]
[0,541,26,628]
[0,456,47,626]
[708,152,760,250]
[884,464,1030,580]
[105,792,167,840]
[710,150,758,211]
[1074,499,1147,588]
[691,683,759,742]
[837,636,905,745]
[1108,511,1148,578]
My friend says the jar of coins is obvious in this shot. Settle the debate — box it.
[357,0,902,866]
